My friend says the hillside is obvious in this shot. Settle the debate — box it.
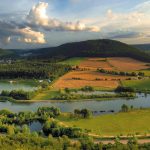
[133,44,150,51]
[29,39,150,62]
[1,39,150,62]
[0,48,14,57]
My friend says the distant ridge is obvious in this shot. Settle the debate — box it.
[29,39,150,62]
[133,44,150,51]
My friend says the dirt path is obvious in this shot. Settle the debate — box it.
[94,139,150,144]
[88,133,150,144]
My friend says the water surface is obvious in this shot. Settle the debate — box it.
[0,93,149,114]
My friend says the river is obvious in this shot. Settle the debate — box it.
[0,93,149,114]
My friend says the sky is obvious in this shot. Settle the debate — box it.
[0,0,150,49]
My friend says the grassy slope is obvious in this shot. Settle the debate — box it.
[32,90,59,100]
[139,70,150,76]
[59,109,150,136]
[122,79,150,90]
[58,57,85,66]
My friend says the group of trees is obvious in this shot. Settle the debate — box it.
[1,90,35,100]
[0,61,71,79]
[0,106,61,126]
[43,121,82,138]
[121,104,134,112]
[37,107,60,120]
[53,92,135,100]
[74,109,92,118]
[81,86,94,92]
[0,132,149,150]
[98,68,145,77]
[115,86,135,93]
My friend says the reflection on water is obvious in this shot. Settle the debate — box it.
[71,91,115,95]
[0,81,37,92]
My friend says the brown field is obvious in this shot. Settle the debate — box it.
[53,70,131,89]
[79,58,113,70]
[107,57,149,71]
[53,57,149,89]
[53,71,119,89]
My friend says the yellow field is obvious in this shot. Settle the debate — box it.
[53,71,119,89]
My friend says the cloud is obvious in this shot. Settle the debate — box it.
[17,27,46,44]
[0,20,46,45]
[26,2,100,32]
[0,1,100,46]
[96,2,150,40]
[104,31,143,39]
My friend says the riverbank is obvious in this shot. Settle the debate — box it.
[8,95,136,103]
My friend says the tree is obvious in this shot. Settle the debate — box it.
[81,109,92,118]
[74,109,81,116]
[121,104,129,112]
[22,125,30,134]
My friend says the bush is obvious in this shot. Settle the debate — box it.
[81,86,94,92]
[1,90,36,100]
[37,107,60,118]
[115,86,135,93]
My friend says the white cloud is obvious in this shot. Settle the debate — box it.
[17,27,46,44]
[97,3,150,39]
[26,2,100,32]
[27,2,49,26]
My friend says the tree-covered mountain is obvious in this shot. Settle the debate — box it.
[28,39,150,62]
[0,39,150,62]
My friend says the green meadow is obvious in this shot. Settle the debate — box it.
[59,109,150,136]
[59,57,85,66]
[122,79,150,90]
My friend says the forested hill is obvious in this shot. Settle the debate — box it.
[0,39,150,62]
[29,39,150,62]
[133,44,150,51]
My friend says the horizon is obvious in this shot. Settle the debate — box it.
[0,0,150,49]
[2,39,150,50]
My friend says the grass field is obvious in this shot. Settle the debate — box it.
[122,79,150,90]
[32,90,59,100]
[59,109,150,136]
[138,69,150,77]
[59,57,85,66]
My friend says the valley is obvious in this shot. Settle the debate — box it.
[0,39,150,148]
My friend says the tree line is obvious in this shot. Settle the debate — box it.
[0,61,71,79]
[98,69,145,77]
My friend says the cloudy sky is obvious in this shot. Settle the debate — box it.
[0,0,150,49]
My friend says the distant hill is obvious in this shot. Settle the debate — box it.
[1,39,150,62]
[133,44,150,51]
[0,49,29,59]
[0,48,14,57]
[28,39,150,62]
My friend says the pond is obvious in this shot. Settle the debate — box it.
[0,93,149,114]
[0,80,38,92]
[71,91,115,95]
[28,121,43,132]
